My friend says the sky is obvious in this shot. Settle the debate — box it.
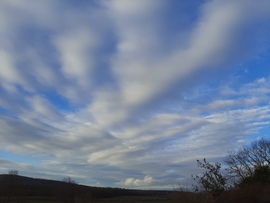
[0,0,270,190]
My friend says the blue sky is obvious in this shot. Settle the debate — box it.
[1,0,270,189]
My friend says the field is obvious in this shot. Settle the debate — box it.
[0,194,178,203]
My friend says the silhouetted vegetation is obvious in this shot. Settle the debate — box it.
[0,170,26,203]
[225,138,270,184]
[191,137,270,202]
[58,177,78,203]
[192,159,227,198]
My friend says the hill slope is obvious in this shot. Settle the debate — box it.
[0,174,171,200]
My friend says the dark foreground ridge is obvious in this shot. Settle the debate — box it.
[2,173,270,203]
[0,174,174,202]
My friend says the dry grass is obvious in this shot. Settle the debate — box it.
[172,191,215,203]
[4,184,270,203]
[216,183,270,203]
[93,195,174,203]
[173,184,270,203]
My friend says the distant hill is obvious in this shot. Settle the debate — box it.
[0,174,63,186]
[0,174,172,201]
[0,174,66,199]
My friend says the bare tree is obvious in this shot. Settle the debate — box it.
[8,170,18,176]
[59,177,78,203]
[62,177,77,185]
[225,138,270,183]
[0,170,20,203]
[192,159,227,198]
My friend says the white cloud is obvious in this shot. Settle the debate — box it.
[0,50,23,87]
[122,175,155,187]
[87,0,270,128]
[120,175,184,189]
[54,12,109,92]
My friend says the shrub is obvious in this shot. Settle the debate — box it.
[192,159,227,198]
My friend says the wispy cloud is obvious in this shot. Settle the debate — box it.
[0,0,270,189]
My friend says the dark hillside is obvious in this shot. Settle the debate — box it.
[0,174,173,202]
[0,174,64,186]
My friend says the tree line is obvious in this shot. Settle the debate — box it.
[192,137,270,201]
